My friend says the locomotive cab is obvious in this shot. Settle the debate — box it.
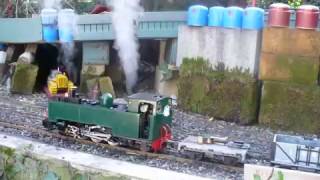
[127,93,173,151]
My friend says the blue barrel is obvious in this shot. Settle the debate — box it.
[41,9,59,42]
[58,9,76,43]
[0,44,5,51]
[242,7,265,30]
[208,6,225,27]
[187,5,209,26]
[223,7,244,29]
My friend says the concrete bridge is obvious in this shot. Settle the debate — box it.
[0,11,318,43]
[0,11,187,43]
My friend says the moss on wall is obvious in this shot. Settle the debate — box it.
[259,53,319,85]
[11,64,39,94]
[0,146,133,180]
[259,81,320,134]
[178,57,260,124]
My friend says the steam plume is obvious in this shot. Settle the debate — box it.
[109,0,143,94]
[42,0,62,9]
[42,0,78,83]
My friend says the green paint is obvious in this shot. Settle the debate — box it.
[260,81,320,134]
[178,57,259,124]
[48,94,172,141]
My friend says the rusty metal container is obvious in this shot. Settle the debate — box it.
[268,3,291,27]
[296,5,319,30]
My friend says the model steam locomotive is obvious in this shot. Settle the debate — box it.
[43,88,320,171]
[43,92,173,152]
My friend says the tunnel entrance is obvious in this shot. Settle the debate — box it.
[34,43,82,92]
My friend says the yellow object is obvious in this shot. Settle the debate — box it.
[48,72,76,96]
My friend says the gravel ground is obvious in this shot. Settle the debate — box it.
[0,86,312,179]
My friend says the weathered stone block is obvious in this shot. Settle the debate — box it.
[178,58,259,124]
[259,53,319,85]
[99,76,115,98]
[262,28,320,57]
[84,76,115,98]
[81,64,106,76]
[80,74,97,93]
[11,64,38,94]
[24,44,38,54]
[155,66,178,97]
[259,81,320,134]
[262,28,290,55]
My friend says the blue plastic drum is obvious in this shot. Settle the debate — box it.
[187,5,209,26]
[59,28,74,43]
[0,44,5,51]
[41,9,59,42]
[58,9,76,43]
[208,6,225,27]
[242,7,265,30]
[43,25,59,42]
[223,7,244,29]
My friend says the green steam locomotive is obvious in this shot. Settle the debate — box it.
[43,93,172,152]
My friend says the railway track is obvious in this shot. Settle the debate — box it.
[0,94,268,173]
[0,100,269,164]
[0,120,244,173]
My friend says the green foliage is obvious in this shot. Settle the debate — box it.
[288,0,303,8]
[0,147,15,157]
[260,81,320,133]
[178,57,259,124]
[179,57,213,77]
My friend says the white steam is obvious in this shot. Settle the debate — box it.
[42,0,62,9]
[57,9,78,83]
[42,0,78,83]
[109,0,143,93]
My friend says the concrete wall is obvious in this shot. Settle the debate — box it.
[0,133,210,180]
[177,25,262,77]
[244,164,320,180]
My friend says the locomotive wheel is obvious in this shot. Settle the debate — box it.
[140,142,151,152]
[42,119,54,130]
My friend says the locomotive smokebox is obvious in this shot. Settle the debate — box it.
[296,5,319,30]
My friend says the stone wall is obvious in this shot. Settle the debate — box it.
[176,25,320,133]
[176,26,262,124]
[259,28,320,133]
[178,58,259,124]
